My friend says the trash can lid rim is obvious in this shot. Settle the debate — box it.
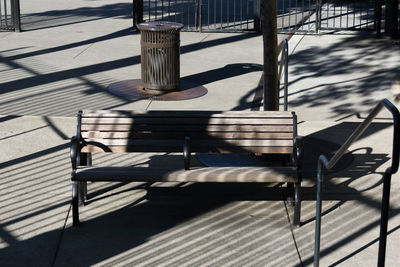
[138,21,184,31]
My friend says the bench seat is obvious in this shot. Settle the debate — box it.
[73,166,298,183]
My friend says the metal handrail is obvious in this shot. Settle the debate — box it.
[313,99,400,267]
[278,39,289,111]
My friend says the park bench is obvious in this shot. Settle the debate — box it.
[70,110,304,227]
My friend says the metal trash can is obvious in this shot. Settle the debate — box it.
[138,21,184,92]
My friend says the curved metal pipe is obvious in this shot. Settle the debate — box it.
[313,98,400,267]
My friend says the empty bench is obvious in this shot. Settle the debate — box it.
[70,110,304,226]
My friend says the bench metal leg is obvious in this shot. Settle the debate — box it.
[78,181,87,205]
[72,181,80,227]
[293,182,301,227]
[286,182,294,205]
[79,152,91,203]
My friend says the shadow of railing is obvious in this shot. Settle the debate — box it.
[20,3,133,32]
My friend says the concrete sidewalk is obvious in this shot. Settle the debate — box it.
[1,0,400,266]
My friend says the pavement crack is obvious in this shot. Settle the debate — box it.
[73,43,94,59]
[50,203,71,267]
[282,186,305,267]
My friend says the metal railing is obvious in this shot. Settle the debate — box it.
[313,99,400,267]
[278,39,289,111]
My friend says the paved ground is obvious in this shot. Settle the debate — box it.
[1,0,400,266]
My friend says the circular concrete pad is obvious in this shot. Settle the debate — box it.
[108,79,208,101]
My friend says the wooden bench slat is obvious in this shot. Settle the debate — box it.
[81,110,294,118]
[81,146,293,153]
[81,117,294,125]
[81,124,294,132]
[84,138,293,147]
[73,166,298,183]
[81,131,294,140]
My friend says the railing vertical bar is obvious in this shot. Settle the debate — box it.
[195,0,198,30]
[220,0,222,29]
[14,0,20,31]
[168,0,171,21]
[353,1,356,28]
[346,0,349,28]
[0,0,3,29]
[187,0,189,29]
[361,2,364,29]
[308,0,310,32]
[377,170,392,267]
[326,0,329,28]
[227,0,229,28]
[240,0,243,30]
[4,0,8,28]
[365,1,368,29]
[148,0,151,21]
[155,0,158,20]
[302,0,305,29]
[288,0,291,29]
[294,0,298,30]
[199,0,202,32]
[340,0,343,28]
[208,0,210,30]
[314,157,326,267]
[333,1,336,28]
[233,0,236,29]
[214,0,216,30]
[282,0,285,31]
[317,0,320,32]
[161,0,164,20]
[246,0,249,30]
[174,0,177,22]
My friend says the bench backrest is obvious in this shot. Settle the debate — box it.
[78,110,297,154]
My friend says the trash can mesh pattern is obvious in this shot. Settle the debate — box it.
[139,22,183,91]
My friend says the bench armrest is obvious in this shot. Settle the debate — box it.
[293,136,304,180]
[70,136,80,170]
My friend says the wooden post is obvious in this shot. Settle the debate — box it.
[261,0,279,111]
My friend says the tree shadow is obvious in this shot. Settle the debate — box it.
[287,33,400,119]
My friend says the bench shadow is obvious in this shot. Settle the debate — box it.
[56,178,287,266]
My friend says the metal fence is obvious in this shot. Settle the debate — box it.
[0,0,20,31]
[277,0,378,33]
[135,0,318,32]
[277,0,318,32]
[138,0,257,32]
[134,0,381,33]
[316,0,377,32]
